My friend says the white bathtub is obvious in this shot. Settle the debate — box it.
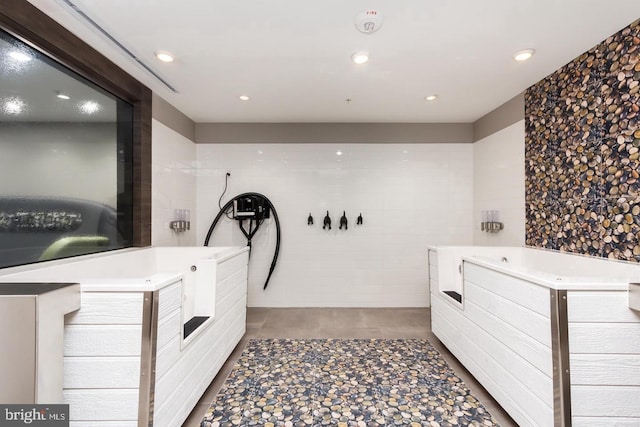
[0,246,249,427]
[428,246,640,427]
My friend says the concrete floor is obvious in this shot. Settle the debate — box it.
[182,308,518,426]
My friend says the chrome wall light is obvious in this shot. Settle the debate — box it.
[170,209,190,232]
[481,210,504,233]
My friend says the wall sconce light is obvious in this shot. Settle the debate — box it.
[170,209,190,232]
[481,210,504,233]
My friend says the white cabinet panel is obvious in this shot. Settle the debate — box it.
[65,293,143,325]
[64,325,142,356]
[63,357,140,389]
[64,389,139,421]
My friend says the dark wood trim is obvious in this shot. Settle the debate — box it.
[0,0,151,246]
[135,89,153,246]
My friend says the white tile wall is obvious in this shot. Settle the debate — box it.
[151,120,197,247]
[196,143,474,307]
[473,120,525,246]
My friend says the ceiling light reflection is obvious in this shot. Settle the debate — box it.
[3,97,26,115]
[79,101,100,114]
[8,51,31,62]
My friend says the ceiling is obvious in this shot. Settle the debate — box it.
[25,0,640,123]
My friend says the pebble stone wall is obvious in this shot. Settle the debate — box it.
[525,18,640,261]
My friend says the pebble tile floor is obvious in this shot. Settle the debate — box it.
[182,308,518,427]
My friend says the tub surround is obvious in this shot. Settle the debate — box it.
[429,246,640,426]
[0,246,249,426]
[525,18,640,262]
[0,283,80,404]
[152,119,197,248]
[473,120,526,248]
[464,251,636,291]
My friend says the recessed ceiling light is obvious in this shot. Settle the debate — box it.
[351,52,369,65]
[8,51,31,62]
[79,101,100,114]
[425,95,438,101]
[56,93,70,100]
[336,150,343,156]
[239,95,250,101]
[513,49,535,62]
[155,51,174,63]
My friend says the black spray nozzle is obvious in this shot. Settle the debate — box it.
[323,211,331,230]
[339,211,348,230]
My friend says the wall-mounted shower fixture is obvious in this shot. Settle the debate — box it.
[323,211,332,230]
[339,211,348,230]
[481,210,503,233]
[204,192,281,290]
[357,213,363,225]
[170,209,190,232]
[307,213,314,225]
[233,196,269,220]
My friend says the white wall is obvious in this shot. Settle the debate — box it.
[196,143,474,307]
[0,123,117,207]
[473,120,525,246]
[151,119,197,246]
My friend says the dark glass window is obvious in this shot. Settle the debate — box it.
[0,29,134,268]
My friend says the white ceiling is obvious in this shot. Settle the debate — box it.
[26,0,640,123]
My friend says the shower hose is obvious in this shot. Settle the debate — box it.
[203,192,280,290]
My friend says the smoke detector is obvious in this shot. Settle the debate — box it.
[355,10,383,34]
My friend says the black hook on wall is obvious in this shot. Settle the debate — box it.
[310,211,362,229]
[339,211,348,230]
[323,211,331,230]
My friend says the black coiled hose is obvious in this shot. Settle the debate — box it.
[203,192,280,290]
